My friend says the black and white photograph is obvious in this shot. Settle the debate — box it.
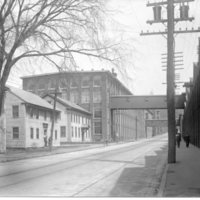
[0,0,200,198]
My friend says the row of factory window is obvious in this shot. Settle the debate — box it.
[29,76,102,91]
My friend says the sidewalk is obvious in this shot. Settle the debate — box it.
[163,141,200,197]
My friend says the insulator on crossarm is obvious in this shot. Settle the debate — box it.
[153,6,162,21]
[180,4,189,19]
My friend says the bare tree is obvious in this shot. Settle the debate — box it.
[0,0,125,116]
[0,0,131,152]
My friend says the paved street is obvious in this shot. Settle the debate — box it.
[0,134,167,197]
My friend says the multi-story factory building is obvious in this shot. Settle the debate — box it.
[22,69,146,142]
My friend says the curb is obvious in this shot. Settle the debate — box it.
[157,163,168,197]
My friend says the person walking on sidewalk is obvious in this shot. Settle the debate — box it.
[184,134,190,148]
[176,132,181,148]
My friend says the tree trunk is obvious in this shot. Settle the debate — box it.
[0,86,6,153]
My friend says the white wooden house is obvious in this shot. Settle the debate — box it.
[43,94,92,143]
[5,87,61,148]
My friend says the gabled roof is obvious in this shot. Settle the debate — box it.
[8,86,57,111]
[43,94,91,115]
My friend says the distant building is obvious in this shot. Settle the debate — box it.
[21,70,146,142]
[5,87,60,148]
[43,94,92,143]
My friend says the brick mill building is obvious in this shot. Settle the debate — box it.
[22,70,146,142]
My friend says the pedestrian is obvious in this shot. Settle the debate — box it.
[48,137,52,147]
[176,132,181,148]
[43,134,47,147]
[185,134,190,148]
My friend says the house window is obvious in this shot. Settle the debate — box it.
[55,130,57,140]
[44,111,47,121]
[13,127,19,139]
[78,128,81,138]
[145,113,149,120]
[30,127,34,139]
[35,109,39,119]
[60,126,66,138]
[94,121,102,134]
[93,91,102,103]
[36,128,39,139]
[30,108,34,118]
[81,90,90,103]
[12,105,19,118]
[71,127,74,137]
[71,114,73,122]
[75,127,77,137]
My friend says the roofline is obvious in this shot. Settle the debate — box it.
[21,70,111,79]
[21,70,133,95]
[8,89,59,112]
[43,93,91,115]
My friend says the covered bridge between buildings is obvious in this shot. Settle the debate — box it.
[109,94,185,140]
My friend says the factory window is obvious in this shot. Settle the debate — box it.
[94,121,102,134]
[93,91,102,103]
[13,127,19,139]
[70,91,79,104]
[81,77,90,88]
[94,108,102,119]
[60,79,67,89]
[81,90,90,103]
[93,76,101,87]
[29,84,34,91]
[38,83,45,90]
[70,78,78,88]
[50,81,56,89]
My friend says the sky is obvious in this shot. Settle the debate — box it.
[7,0,200,96]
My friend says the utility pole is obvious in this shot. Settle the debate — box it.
[49,86,61,151]
[141,0,200,163]
[167,0,176,163]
